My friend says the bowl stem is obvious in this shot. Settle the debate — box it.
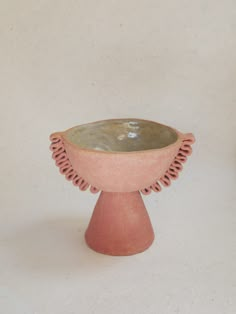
[85,191,155,256]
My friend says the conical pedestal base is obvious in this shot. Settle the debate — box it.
[85,191,155,256]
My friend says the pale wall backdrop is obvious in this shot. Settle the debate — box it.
[0,1,235,314]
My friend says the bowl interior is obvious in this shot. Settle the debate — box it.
[65,119,178,152]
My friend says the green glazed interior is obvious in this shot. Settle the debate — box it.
[65,119,178,152]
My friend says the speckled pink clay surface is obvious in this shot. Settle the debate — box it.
[85,191,155,256]
[50,119,195,256]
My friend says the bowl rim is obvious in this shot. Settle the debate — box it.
[57,118,183,155]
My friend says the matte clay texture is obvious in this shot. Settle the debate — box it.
[50,119,195,255]
[85,191,155,256]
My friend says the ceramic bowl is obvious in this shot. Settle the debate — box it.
[50,119,195,255]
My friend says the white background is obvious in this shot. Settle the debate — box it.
[0,1,235,313]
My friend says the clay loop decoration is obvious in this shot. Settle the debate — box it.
[50,131,194,196]
[50,134,100,193]
[141,133,195,195]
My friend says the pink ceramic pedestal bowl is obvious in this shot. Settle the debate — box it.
[50,119,195,256]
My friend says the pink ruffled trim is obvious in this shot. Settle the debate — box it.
[50,134,100,193]
[141,134,195,195]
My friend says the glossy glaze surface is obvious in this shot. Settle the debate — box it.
[65,119,178,152]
